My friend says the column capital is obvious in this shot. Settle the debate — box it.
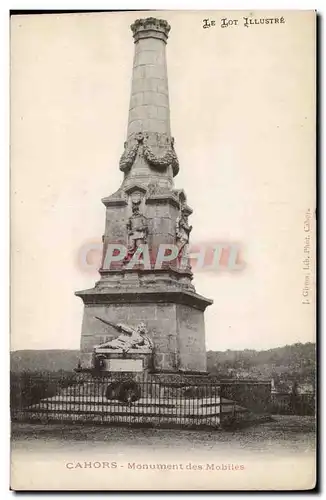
[131,17,171,43]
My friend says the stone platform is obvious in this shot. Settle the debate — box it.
[13,373,272,429]
[20,393,249,429]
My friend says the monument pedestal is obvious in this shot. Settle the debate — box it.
[76,284,212,374]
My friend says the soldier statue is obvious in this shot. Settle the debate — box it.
[176,207,192,269]
[125,199,148,261]
[93,317,154,355]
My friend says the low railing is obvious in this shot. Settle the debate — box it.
[12,371,314,428]
[10,371,228,429]
[10,371,273,429]
[270,392,315,416]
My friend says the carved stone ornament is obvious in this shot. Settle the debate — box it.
[131,17,171,43]
[119,132,179,177]
[119,133,143,173]
[142,136,179,177]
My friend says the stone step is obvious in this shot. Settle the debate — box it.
[27,404,241,416]
[43,394,237,407]
[23,408,226,419]
[15,411,223,428]
[26,395,248,417]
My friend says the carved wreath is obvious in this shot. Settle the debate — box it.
[119,141,140,173]
[142,136,179,177]
[119,133,179,176]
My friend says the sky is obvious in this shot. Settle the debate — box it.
[11,10,316,352]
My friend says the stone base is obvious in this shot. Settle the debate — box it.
[76,285,212,373]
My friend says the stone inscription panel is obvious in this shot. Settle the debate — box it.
[104,358,143,372]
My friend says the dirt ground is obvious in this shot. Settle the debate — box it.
[11,415,316,456]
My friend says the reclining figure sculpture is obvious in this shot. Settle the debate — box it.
[93,316,154,354]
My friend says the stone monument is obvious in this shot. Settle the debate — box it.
[75,17,213,375]
[15,17,270,431]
